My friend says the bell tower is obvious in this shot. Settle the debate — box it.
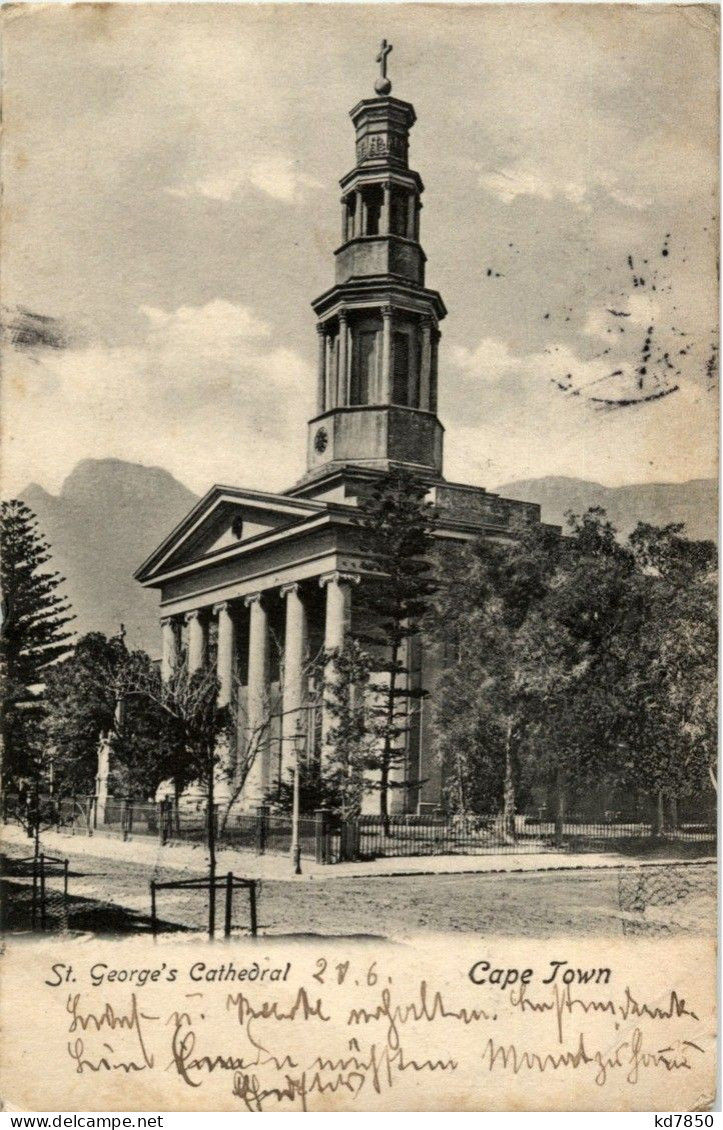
[305,41,447,484]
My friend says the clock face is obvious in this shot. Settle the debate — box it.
[314,427,328,454]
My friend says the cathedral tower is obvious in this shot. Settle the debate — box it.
[305,42,447,484]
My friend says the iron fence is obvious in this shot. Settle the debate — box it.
[3,792,715,863]
[353,811,717,858]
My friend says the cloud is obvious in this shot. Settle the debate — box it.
[443,334,716,489]
[1,300,313,497]
[479,162,651,211]
[166,155,322,204]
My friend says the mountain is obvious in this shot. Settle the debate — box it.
[497,476,718,542]
[15,461,717,659]
[20,460,199,657]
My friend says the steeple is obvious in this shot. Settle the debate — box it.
[304,43,447,484]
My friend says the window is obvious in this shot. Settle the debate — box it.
[393,332,410,405]
[390,187,408,236]
[361,185,383,236]
[351,328,377,405]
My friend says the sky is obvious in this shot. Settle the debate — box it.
[2,2,719,499]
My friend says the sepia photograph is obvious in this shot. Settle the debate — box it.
[0,2,718,1112]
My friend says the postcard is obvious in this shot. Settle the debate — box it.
[1,3,718,1112]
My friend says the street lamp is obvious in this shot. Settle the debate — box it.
[290,718,303,875]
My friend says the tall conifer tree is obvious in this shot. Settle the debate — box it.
[353,468,438,822]
[1,499,75,784]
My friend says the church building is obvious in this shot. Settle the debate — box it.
[135,44,546,815]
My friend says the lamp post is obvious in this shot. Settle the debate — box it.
[290,719,303,875]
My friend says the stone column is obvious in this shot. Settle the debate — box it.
[316,324,326,415]
[319,572,359,754]
[340,195,348,242]
[406,192,416,239]
[354,189,363,237]
[280,583,308,776]
[185,610,206,672]
[213,601,236,799]
[325,333,335,410]
[243,593,270,803]
[430,328,441,414]
[337,312,349,406]
[160,616,179,681]
[214,602,235,707]
[420,318,433,411]
[381,306,393,403]
[382,181,392,235]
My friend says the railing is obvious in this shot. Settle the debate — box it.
[3,793,715,863]
[353,810,717,858]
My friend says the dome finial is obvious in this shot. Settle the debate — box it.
[375,38,392,95]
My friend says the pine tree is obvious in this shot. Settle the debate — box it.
[1,500,75,786]
[353,468,438,823]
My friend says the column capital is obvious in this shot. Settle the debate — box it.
[338,309,349,324]
[184,609,203,623]
[280,581,301,599]
[319,570,360,590]
[160,615,177,627]
[381,305,394,320]
[432,325,442,341]
[244,592,265,608]
[316,323,327,336]
[212,601,231,615]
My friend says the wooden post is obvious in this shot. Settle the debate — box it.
[225,872,233,938]
[256,805,269,855]
[150,880,157,937]
[63,858,69,900]
[554,770,565,850]
[39,855,46,931]
[249,881,258,937]
[31,857,38,930]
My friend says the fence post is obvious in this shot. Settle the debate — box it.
[225,872,233,938]
[39,855,47,931]
[150,880,157,937]
[248,880,258,937]
[315,807,330,865]
[256,805,269,855]
[120,798,128,841]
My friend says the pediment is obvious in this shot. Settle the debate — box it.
[135,485,326,583]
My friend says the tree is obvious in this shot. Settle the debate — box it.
[433,508,717,838]
[44,631,171,799]
[124,657,230,935]
[432,519,572,831]
[316,638,373,816]
[351,468,439,823]
[0,500,74,791]
[623,523,717,827]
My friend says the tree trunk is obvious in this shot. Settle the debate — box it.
[669,795,678,831]
[380,644,398,836]
[554,768,566,850]
[173,779,181,835]
[653,790,666,837]
[207,757,216,940]
[502,718,516,842]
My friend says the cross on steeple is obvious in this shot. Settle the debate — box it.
[374,39,393,95]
